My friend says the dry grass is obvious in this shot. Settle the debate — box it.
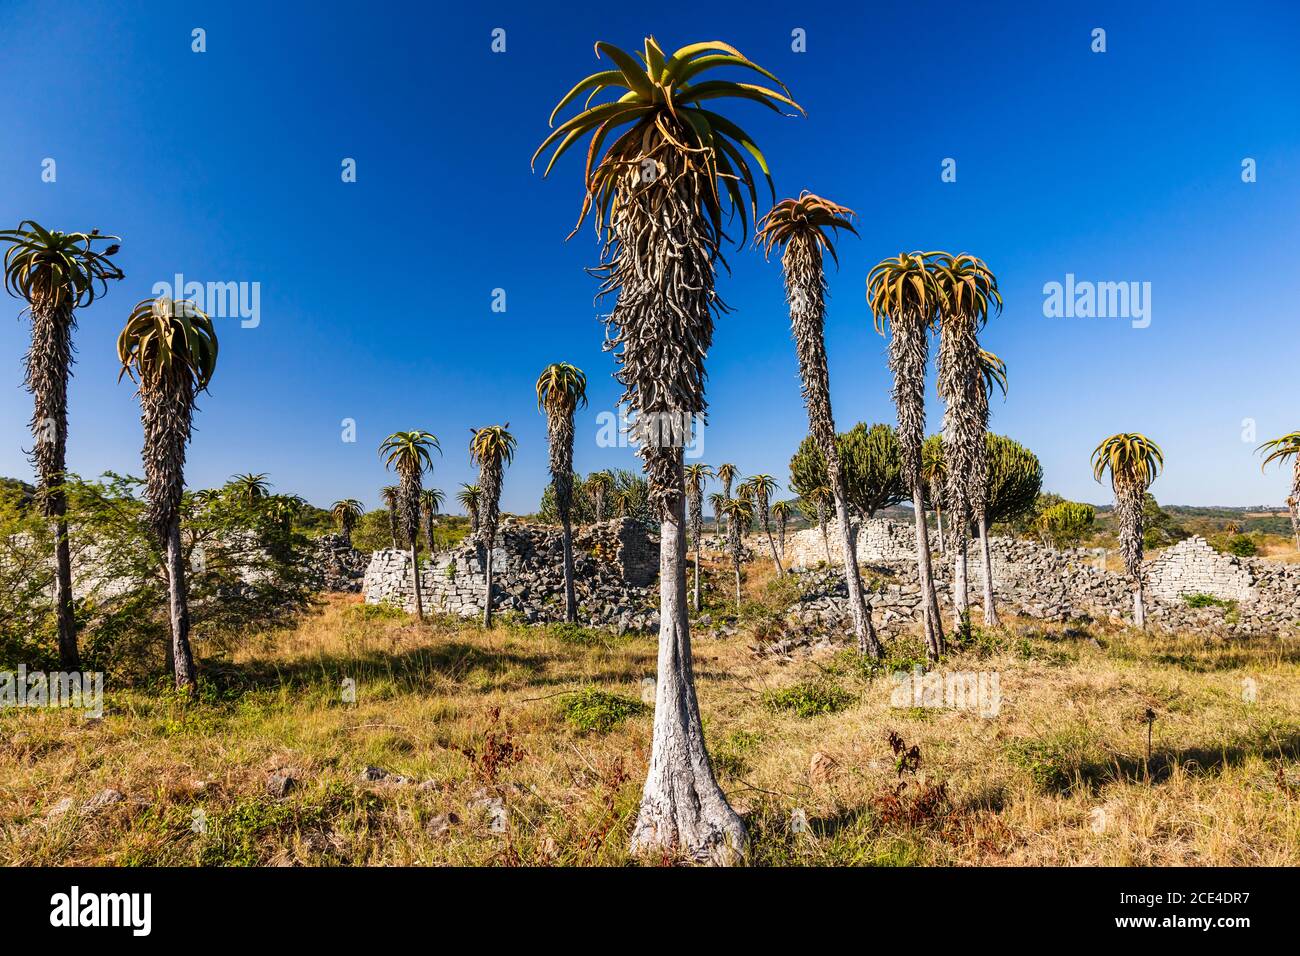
[2,581,1298,867]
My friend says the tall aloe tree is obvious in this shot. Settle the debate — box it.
[974,348,1008,624]
[586,470,614,523]
[537,363,588,623]
[230,472,270,507]
[380,431,441,621]
[469,425,516,628]
[117,297,217,696]
[868,253,946,660]
[771,499,793,562]
[1092,433,1164,629]
[536,36,800,863]
[379,485,401,548]
[758,192,879,655]
[330,498,364,546]
[685,462,713,612]
[921,436,947,555]
[932,252,1001,630]
[1257,431,1300,549]
[719,496,753,606]
[739,474,783,576]
[715,462,739,547]
[1,222,123,669]
[420,487,445,554]
[456,483,482,536]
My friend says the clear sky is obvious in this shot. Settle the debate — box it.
[2,0,1297,513]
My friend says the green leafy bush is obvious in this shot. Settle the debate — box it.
[560,688,647,734]
[764,679,856,717]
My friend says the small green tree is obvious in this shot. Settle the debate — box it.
[1036,500,1095,548]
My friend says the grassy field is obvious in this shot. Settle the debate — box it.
[3,578,1299,866]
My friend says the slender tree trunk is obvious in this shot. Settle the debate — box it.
[423,514,435,556]
[830,480,881,658]
[935,504,946,556]
[630,489,746,864]
[388,511,398,550]
[28,299,80,670]
[912,483,945,660]
[978,513,999,626]
[482,547,494,628]
[777,519,786,562]
[561,517,577,623]
[52,513,79,670]
[952,527,969,630]
[819,513,831,564]
[762,522,783,576]
[165,517,197,697]
[410,544,424,620]
[733,559,742,606]
[1288,475,1299,550]
[693,544,702,613]
[1133,580,1146,629]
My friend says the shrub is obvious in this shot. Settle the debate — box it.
[1183,592,1235,610]
[764,679,856,717]
[560,688,647,734]
[1226,534,1258,557]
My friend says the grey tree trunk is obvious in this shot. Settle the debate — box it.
[561,518,577,623]
[410,544,424,620]
[979,513,999,626]
[935,505,946,556]
[1133,581,1146,629]
[830,489,881,658]
[763,523,783,576]
[693,544,702,613]
[482,547,495,628]
[630,492,747,864]
[912,483,945,660]
[52,514,79,670]
[165,517,197,696]
[952,533,969,629]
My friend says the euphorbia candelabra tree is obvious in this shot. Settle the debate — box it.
[536,35,800,863]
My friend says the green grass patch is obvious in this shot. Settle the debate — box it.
[560,688,647,734]
[764,679,856,718]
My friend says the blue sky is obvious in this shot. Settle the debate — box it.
[2,0,1297,513]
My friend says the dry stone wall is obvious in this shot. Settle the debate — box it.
[783,517,915,567]
[364,518,662,631]
[782,524,1300,642]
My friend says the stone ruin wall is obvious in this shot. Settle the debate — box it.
[781,519,1300,638]
[363,518,662,630]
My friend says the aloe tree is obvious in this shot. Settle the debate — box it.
[380,431,441,620]
[739,474,783,576]
[921,436,947,556]
[1092,433,1164,628]
[720,496,754,606]
[117,297,217,695]
[771,499,793,563]
[1,222,123,669]
[420,487,445,555]
[715,462,739,547]
[469,425,516,627]
[758,192,880,654]
[456,483,482,536]
[536,36,800,862]
[537,363,588,623]
[974,348,1008,624]
[685,463,713,612]
[932,253,1001,629]
[379,485,401,548]
[868,253,946,660]
[230,472,271,507]
[330,498,364,546]
[1257,431,1300,548]
[587,470,614,523]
